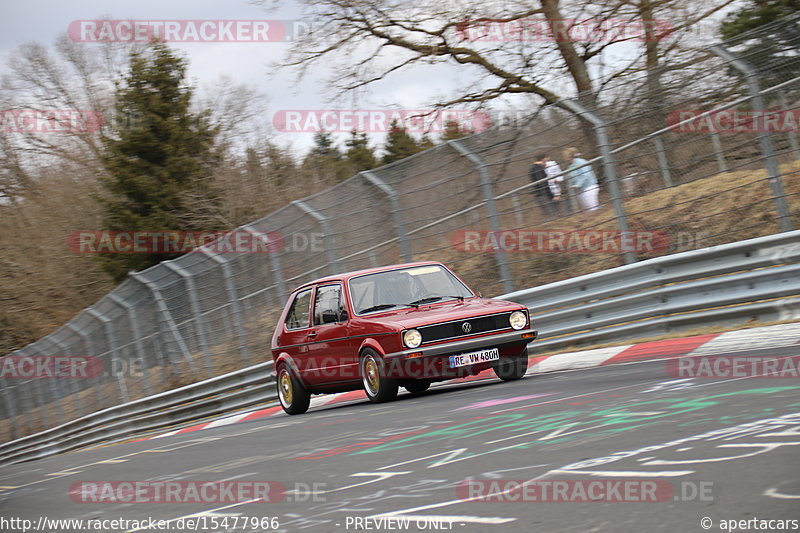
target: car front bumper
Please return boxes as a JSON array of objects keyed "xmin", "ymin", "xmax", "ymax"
[{"xmin": 384, "ymin": 329, "xmax": 538, "ymax": 379}]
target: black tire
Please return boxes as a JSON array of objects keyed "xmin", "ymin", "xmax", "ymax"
[
  {"xmin": 360, "ymin": 349, "xmax": 399, "ymax": 403},
  {"xmin": 277, "ymin": 365, "xmax": 311, "ymax": 415},
  {"xmin": 493, "ymin": 349, "xmax": 529, "ymax": 381},
  {"xmin": 403, "ymin": 380, "xmax": 431, "ymax": 395}
]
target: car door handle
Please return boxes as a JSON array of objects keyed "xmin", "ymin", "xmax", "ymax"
[{"xmin": 307, "ymin": 332, "xmax": 317, "ymax": 339}]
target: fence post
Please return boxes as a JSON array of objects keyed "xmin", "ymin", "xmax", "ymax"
[
  {"xmin": 778, "ymin": 90, "xmax": 800, "ymax": 159},
  {"xmin": 49, "ymin": 336, "xmax": 83, "ymax": 418},
  {"xmin": 243, "ymin": 225, "xmax": 288, "ymax": 305},
  {"xmin": 66, "ymin": 323, "xmax": 104, "ymax": 407},
  {"xmin": 32, "ymin": 342, "xmax": 66, "ymax": 423},
  {"xmin": 204, "ymin": 251, "xmax": 250, "ymax": 366},
  {"xmin": 710, "ymin": 44, "xmax": 793, "ymax": 232},
  {"xmin": 292, "ymin": 200, "xmax": 342, "ymax": 274},
  {"xmin": 559, "ymin": 99, "xmax": 637, "ymax": 264},
  {"xmin": 162, "ymin": 261, "xmax": 214, "ymax": 377},
  {"xmin": 653, "ymin": 135, "xmax": 674, "ymax": 187},
  {"xmin": 130, "ymin": 272, "xmax": 200, "ymax": 376},
  {"xmin": 87, "ymin": 308, "xmax": 130, "ymax": 405},
  {"xmin": 361, "ymin": 171, "xmax": 413, "ymax": 262},
  {"xmin": 108, "ymin": 294, "xmax": 153, "ymax": 396},
  {"xmin": 448, "ymin": 139, "xmax": 515, "ymax": 294},
  {"xmin": 710, "ymin": 131, "xmax": 728, "ymax": 173},
  {"xmin": 0, "ymin": 379, "xmax": 19, "ymax": 439}
]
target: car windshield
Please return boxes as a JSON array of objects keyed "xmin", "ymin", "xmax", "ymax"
[{"xmin": 349, "ymin": 265, "xmax": 473, "ymax": 315}]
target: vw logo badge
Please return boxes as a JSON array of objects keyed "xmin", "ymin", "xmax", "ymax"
[{"xmin": 462, "ymin": 322, "xmax": 472, "ymax": 333}]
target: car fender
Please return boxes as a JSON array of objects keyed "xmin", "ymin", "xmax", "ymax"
[
  {"xmin": 357, "ymin": 337, "xmax": 389, "ymax": 358},
  {"xmin": 273, "ymin": 352, "xmax": 303, "ymax": 380}
]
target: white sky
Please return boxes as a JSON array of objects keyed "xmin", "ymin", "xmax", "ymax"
[{"xmin": 0, "ymin": 1, "xmax": 737, "ymax": 156}]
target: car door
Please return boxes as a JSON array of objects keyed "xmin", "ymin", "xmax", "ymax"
[
  {"xmin": 305, "ymin": 283, "xmax": 358, "ymax": 385},
  {"xmin": 279, "ymin": 287, "xmax": 314, "ymax": 381}
]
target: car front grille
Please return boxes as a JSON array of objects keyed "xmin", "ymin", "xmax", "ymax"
[{"xmin": 418, "ymin": 312, "xmax": 513, "ymax": 345}]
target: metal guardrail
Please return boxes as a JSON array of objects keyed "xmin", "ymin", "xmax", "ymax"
[
  {"xmin": 503, "ymin": 230, "xmax": 800, "ymax": 349},
  {"xmin": 1, "ymin": 231, "xmax": 798, "ymax": 466},
  {"xmin": 0, "ymin": 362, "xmax": 275, "ymax": 467}
]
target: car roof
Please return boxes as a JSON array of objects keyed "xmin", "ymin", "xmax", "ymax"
[{"xmin": 293, "ymin": 261, "xmax": 446, "ymax": 292}]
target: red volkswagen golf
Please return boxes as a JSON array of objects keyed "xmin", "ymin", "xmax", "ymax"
[{"xmin": 271, "ymin": 262, "xmax": 537, "ymax": 414}]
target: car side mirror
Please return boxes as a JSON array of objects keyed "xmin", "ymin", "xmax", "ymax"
[
  {"xmin": 339, "ymin": 309, "xmax": 349, "ymax": 322},
  {"xmin": 321, "ymin": 310, "xmax": 339, "ymax": 324}
]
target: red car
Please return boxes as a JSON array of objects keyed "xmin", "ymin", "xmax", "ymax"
[{"xmin": 271, "ymin": 262, "xmax": 537, "ymax": 414}]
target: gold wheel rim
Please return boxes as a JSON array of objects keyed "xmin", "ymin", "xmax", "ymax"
[
  {"xmin": 364, "ymin": 358, "xmax": 380, "ymax": 395},
  {"xmin": 279, "ymin": 371, "xmax": 293, "ymax": 405}
]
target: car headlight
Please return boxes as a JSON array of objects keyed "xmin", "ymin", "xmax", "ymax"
[
  {"xmin": 403, "ymin": 329, "xmax": 422, "ymax": 348},
  {"xmin": 509, "ymin": 311, "xmax": 527, "ymax": 330}
]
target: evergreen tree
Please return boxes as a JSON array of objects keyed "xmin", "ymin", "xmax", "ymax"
[
  {"xmin": 720, "ymin": 2, "xmax": 800, "ymax": 86},
  {"xmin": 303, "ymin": 131, "xmax": 350, "ymax": 181},
  {"xmin": 382, "ymin": 120, "xmax": 422, "ymax": 164},
  {"xmin": 98, "ymin": 41, "xmax": 221, "ymax": 282},
  {"xmin": 343, "ymin": 130, "xmax": 376, "ymax": 173},
  {"xmin": 440, "ymin": 119, "xmax": 473, "ymax": 142}
]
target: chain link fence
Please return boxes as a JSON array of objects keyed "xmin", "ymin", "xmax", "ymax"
[{"xmin": 2, "ymin": 16, "xmax": 799, "ymax": 442}]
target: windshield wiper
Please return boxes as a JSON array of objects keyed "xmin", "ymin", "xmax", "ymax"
[
  {"xmin": 408, "ymin": 295, "xmax": 465, "ymax": 306},
  {"xmin": 359, "ymin": 303, "xmax": 417, "ymax": 314}
]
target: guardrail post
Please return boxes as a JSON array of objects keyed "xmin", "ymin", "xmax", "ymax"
[
  {"xmin": 130, "ymin": 272, "xmax": 200, "ymax": 376},
  {"xmin": 559, "ymin": 99, "xmax": 637, "ymax": 264},
  {"xmin": 162, "ymin": 261, "xmax": 214, "ymax": 377},
  {"xmin": 87, "ymin": 309, "xmax": 129, "ymax": 405},
  {"xmin": 653, "ymin": 135, "xmax": 674, "ymax": 187},
  {"xmin": 204, "ymin": 251, "xmax": 251, "ymax": 366},
  {"xmin": 710, "ymin": 132, "xmax": 728, "ymax": 173},
  {"xmin": 448, "ymin": 139, "xmax": 515, "ymax": 294},
  {"xmin": 49, "ymin": 336, "xmax": 83, "ymax": 418},
  {"xmin": 292, "ymin": 200, "xmax": 342, "ymax": 274},
  {"xmin": 361, "ymin": 171, "xmax": 412, "ymax": 262},
  {"xmin": 108, "ymin": 294, "xmax": 153, "ymax": 396},
  {"xmin": 711, "ymin": 45, "xmax": 793, "ymax": 232},
  {"xmin": 243, "ymin": 225, "xmax": 288, "ymax": 305},
  {"xmin": 66, "ymin": 323, "xmax": 104, "ymax": 407}
]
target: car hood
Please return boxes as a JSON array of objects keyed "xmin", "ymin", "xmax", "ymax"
[{"xmin": 361, "ymin": 298, "xmax": 525, "ymax": 329}]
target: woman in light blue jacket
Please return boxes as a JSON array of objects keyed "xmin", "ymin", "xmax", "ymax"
[{"xmin": 563, "ymin": 147, "xmax": 600, "ymax": 211}]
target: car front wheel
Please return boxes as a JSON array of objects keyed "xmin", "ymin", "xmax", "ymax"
[
  {"xmin": 493, "ymin": 349, "xmax": 529, "ymax": 381},
  {"xmin": 277, "ymin": 365, "xmax": 311, "ymax": 415},
  {"xmin": 403, "ymin": 380, "xmax": 431, "ymax": 395},
  {"xmin": 361, "ymin": 349, "xmax": 399, "ymax": 403}
]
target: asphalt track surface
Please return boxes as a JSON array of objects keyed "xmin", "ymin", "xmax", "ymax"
[{"xmin": 2, "ymin": 346, "xmax": 799, "ymax": 533}]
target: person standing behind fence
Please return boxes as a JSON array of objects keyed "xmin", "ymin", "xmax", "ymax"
[
  {"xmin": 563, "ymin": 147, "xmax": 600, "ymax": 211},
  {"xmin": 544, "ymin": 155, "xmax": 565, "ymax": 215},
  {"xmin": 530, "ymin": 154, "xmax": 558, "ymax": 219}
]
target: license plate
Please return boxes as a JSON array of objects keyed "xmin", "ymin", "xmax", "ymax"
[{"xmin": 449, "ymin": 348, "xmax": 500, "ymax": 368}]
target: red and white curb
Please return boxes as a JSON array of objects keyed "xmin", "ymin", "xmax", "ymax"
[{"xmin": 140, "ymin": 322, "xmax": 800, "ymax": 441}]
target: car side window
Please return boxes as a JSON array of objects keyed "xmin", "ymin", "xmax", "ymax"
[
  {"xmin": 313, "ymin": 284, "xmax": 344, "ymax": 325},
  {"xmin": 285, "ymin": 288, "xmax": 313, "ymax": 330}
]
